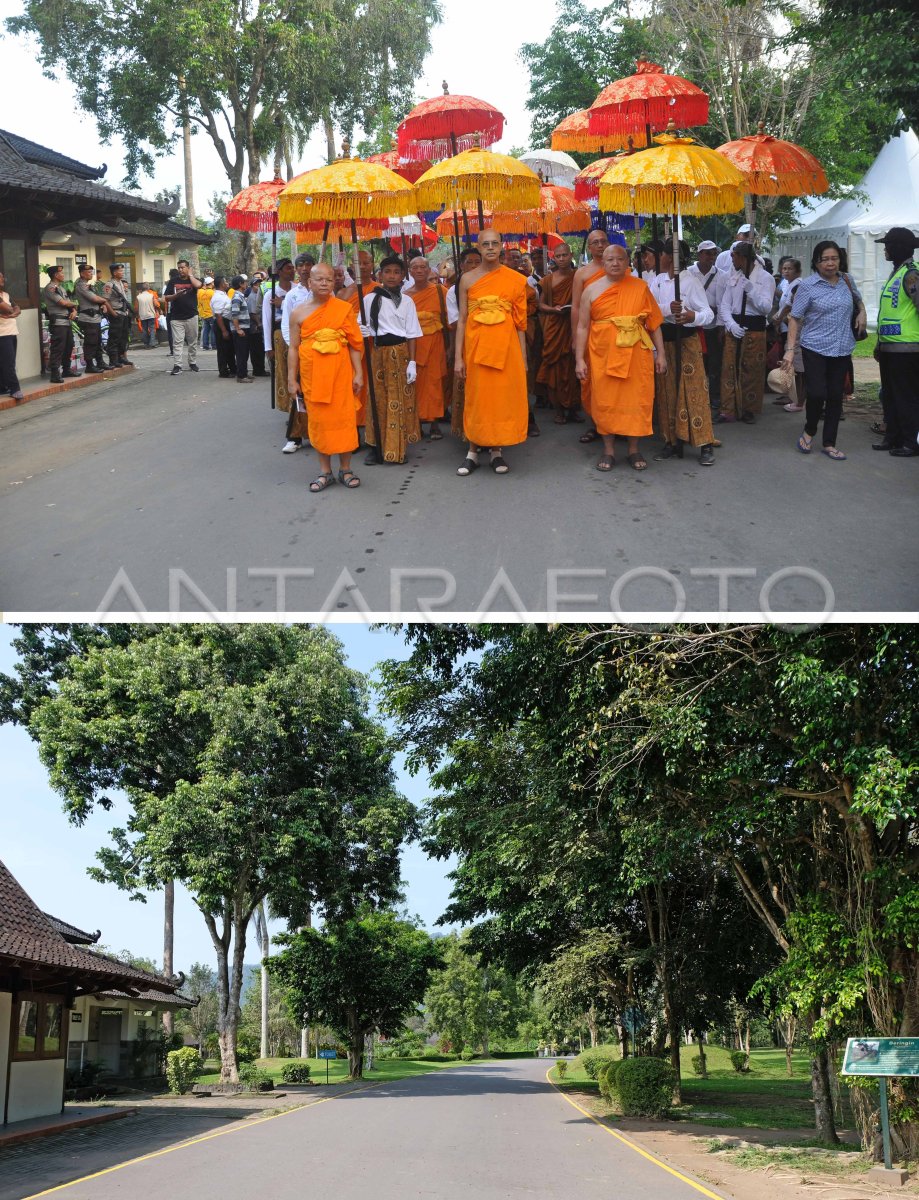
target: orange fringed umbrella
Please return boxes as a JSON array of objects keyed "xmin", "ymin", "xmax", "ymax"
[
  {"xmin": 415, "ymin": 148, "xmax": 541, "ymax": 214},
  {"xmin": 588, "ymin": 60, "xmax": 709, "ymax": 138},
  {"xmin": 715, "ymin": 124, "xmax": 828, "ymax": 196},
  {"xmin": 491, "ymin": 184, "xmax": 592, "ymax": 236},
  {"xmin": 598, "ymin": 134, "xmax": 744, "ymax": 216},
  {"xmin": 225, "ymin": 177, "xmax": 288, "ymax": 232},
  {"xmin": 366, "ymin": 150, "xmax": 433, "ymax": 185},
  {"xmin": 397, "ymin": 82, "xmax": 504, "ymax": 162},
  {"xmin": 434, "ymin": 207, "xmax": 492, "ymax": 238},
  {"xmin": 293, "ymin": 218, "xmax": 389, "ymax": 242},
  {"xmin": 551, "ymin": 109, "xmax": 646, "ymax": 154}
]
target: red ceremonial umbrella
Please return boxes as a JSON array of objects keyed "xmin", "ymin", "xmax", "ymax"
[
  {"xmin": 715, "ymin": 124, "xmax": 829, "ymax": 197},
  {"xmin": 397, "ymin": 82, "xmax": 504, "ymax": 161},
  {"xmin": 588, "ymin": 60, "xmax": 709, "ymax": 140},
  {"xmin": 366, "ymin": 150, "xmax": 434, "ymax": 185}
]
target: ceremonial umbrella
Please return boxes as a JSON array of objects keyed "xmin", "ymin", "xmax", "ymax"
[
  {"xmin": 434, "ymin": 207, "xmax": 491, "ymax": 239},
  {"xmin": 588, "ymin": 60, "xmax": 709, "ymax": 140},
  {"xmin": 397, "ymin": 82, "xmax": 504, "ymax": 161},
  {"xmin": 278, "ymin": 146, "xmax": 418, "ymax": 463},
  {"xmin": 575, "ymin": 154, "xmax": 647, "ymax": 251},
  {"xmin": 519, "ymin": 148, "xmax": 581, "ymax": 189},
  {"xmin": 599, "ymin": 134, "xmax": 744, "ymax": 436},
  {"xmin": 492, "ymin": 183, "xmax": 592, "ymax": 302},
  {"xmin": 366, "ymin": 149, "xmax": 434, "ymax": 185},
  {"xmin": 550, "ymin": 109, "xmax": 647, "ymax": 154},
  {"xmin": 715, "ymin": 123, "xmax": 828, "ymax": 220}
]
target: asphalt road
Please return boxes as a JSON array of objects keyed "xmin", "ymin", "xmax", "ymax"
[
  {"xmin": 14, "ymin": 1059, "xmax": 723, "ymax": 1200},
  {"xmin": 1, "ymin": 347, "xmax": 916, "ymax": 615}
]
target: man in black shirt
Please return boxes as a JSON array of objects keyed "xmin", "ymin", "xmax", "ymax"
[{"xmin": 164, "ymin": 258, "xmax": 202, "ymax": 375}]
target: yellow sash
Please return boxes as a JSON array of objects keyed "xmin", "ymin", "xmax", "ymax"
[
  {"xmin": 595, "ymin": 312, "xmax": 654, "ymax": 378},
  {"xmin": 417, "ymin": 309, "xmax": 443, "ymax": 335},
  {"xmin": 311, "ymin": 327, "xmax": 347, "ymax": 354},
  {"xmin": 470, "ymin": 295, "xmax": 511, "ymax": 325}
]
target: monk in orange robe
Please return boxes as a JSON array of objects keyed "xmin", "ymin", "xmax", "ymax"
[
  {"xmin": 575, "ymin": 244, "xmax": 666, "ymax": 473},
  {"xmin": 341, "ymin": 250, "xmax": 377, "ymax": 431},
  {"xmin": 537, "ymin": 242, "xmax": 582, "ymax": 423},
  {"xmin": 288, "ymin": 263, "xmax": 365, "ymax": 493},
  {"xmin": 570, "ymin": 230, "xmax": 610, "ymax": 441},
  {"xmin": 406, "ymin": 256, "xmax": 449, "ymax": 439},
  {"xmin": 454, "ymin": 228, "xmax": 529, "ymax": 475}
]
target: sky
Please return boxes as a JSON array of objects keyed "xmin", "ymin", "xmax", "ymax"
[
  {"xmin": 0, "ymin": 0, "xmax": 608, "ymax": 215},
  {"xmin": 0, "ymin": 623, "xmax": 459, "ymax": 975}
]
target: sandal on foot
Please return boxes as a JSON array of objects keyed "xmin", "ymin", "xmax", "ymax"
[
  {"xmin": 595, "ymin": 455, "xmax": 615, "ymax": 472},
  {"xmin": 337, "ymin": 468, "xmax": 361, "ymax": 487},
  {"xmin": 627, "ymin": 452, "xmax": 648, "ymax": 471},
  {"xmin": 553, "ymin": 413, "xmax": 567, "ymax": 424},
  {"xmin": 429, "ymin": 424, "xmax": 444, "ymax": 441},
  {"xmin": 490, "ymin": 455, "xmax": 509, "ymax": 473},
  {"xmin": 309, "ymin": 472, "xmax": 335, "ymax": 493},
  {"xmin": 579, "ymin": 429, "xmax": 599, "ymax": 443},
  {"xmin": 821, "ymin": 446, "xmax": 846, "ymax": 460},
  {"xmin": 457, "ymin": 457, "xmax": 479, "ymax": 476},
  {"xmin": 568, "ymin": 410, "xmax": 585, "ymax": 423},
  {"xmin": 797, "ymin": 433, "xmax": 813, "ymax": 454}
]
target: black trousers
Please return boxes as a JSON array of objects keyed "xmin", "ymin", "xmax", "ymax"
[
  {"xmin": 216, "ymin": 330, "xmax": 235, "ymax": 377},
  {"xmin": 702, "ymin": 326, "xmax": 723, "ymax": 404},
  {"xmin": 107, "ymin": 312, "xmax": 130, "ymax": 362},
  {"xmin": 0, "ymin": 334, "xmax": 21, "ymax": 393},
  {"xmin": 801, "ymin": 347, "xmax": 848, "ymax": 447},
  {"xmin": 49, "ymin": 322, "xmax": 74, "ymax": 373},
  {"xmin": 78, "ymin": 320, "xmax": 102, "ymax": 366},
  {"xmin": 878, "ymin": 351, "xmax": 919, "ymax": 450},
  {"xmin": 248, "ymin": 324, "xmax": 266, "ymax": 375},
  {"xmin": 232, "ymin": 330, "xmax": 250, "ymax": 379}
]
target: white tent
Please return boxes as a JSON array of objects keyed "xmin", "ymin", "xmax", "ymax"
[{"xmin": 773, "ymin": 126, "xmax": 919, "ymax": 325}]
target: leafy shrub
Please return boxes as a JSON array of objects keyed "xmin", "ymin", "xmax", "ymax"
[
  {"xmin": 598, "ymin": 1059, "xmax": 623, "ymax": 1100},
  {"xmin": 280, "ymin": 1060, "xmax": 311, "ymax": 1083},
  {"xmin": 555, "ymin": 1060, "xmax": 567, "ymax": 1080},
  {"xmin": 691, "ymin": 1055, "xmax": 706, "ymax": 1076},
  {"xmin": 616, "ymin": 1058, "xmax": 675, "ymax": 1118},
  {"xmin": 730, "ymin": 1051, "xmax": 750, "ymax": 1074},
  {"xmin": 460, "ymin": 1048, "xmax": 475, "ymax": 1061},
  {"xmin": 238, "ymin": 1063, "xmax": 274, "ymax": 1091},
  {"xmin": 165, "ymin": 1047, "xmax": 201, "ymax": 1095},
  {"xmin": 574, "ymin": 1047, "xmax": 619, "ymax": 1080}
]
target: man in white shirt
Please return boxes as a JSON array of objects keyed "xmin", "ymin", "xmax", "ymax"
[
  {"xmin": 209, "ymin": 276, "xmax": 234, "ymax": 379},
  {"xmin": 650, "ymin": 240, "xmax": 716, "ymax": 465},
  {"xmin": 687, "ymin": 240, "xmax": 726, "ymax": 410},
  {"xmin": 715, "ymin": 224, "xmax": 756, "ymax": 274},
  {"xmin": 359, "ymin": 254, "xmax": 422, "ymax": 465},
  {"xmin": 717, "ymin": 242, "xmax": 776, "ymax": 423},
  {"xmin": 278, "ymin": 254, "xmax": 315, "ymax": 452}
]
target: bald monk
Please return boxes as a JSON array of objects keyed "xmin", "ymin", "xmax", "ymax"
[
  {"xmin": 341, "ymin": 249, "xmax": 377, "ymax": 432},
  {"xmin": 454, "ymin": 228, "xmax": 528, "ymax": 475},
  {"xmin": 405, "ymin": 255, "xmax": 449, "ymax": 440},
  {"xmin": 288, "ymin": 263, "xmax": 364, "ymax": 493},
  {"xmin": 575, "ymin": 243, "xmax": 666, "ymax": 472},
  {"xmin": 537, "ymin": 242, "xmax": 582, "ymax": 423},
  {"xmin": 571, "ymin": 229, "xmax": 610, "ymax": 442}
]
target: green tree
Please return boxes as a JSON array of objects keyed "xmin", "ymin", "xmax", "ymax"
[
  {"xmin": 424, "ymin": 930, "xmax": 528, "ymax": 1055},
  {"xmin": 27, "ymin": 625, "xmax": 413, "ymax": 1083},
  {"xmin": 176, "ymin": 962, "xmax": 220, "ymax": 1056},
  {"xmin": 269, "ymin": 908, "xmax": 442, "ymax": 1077}
]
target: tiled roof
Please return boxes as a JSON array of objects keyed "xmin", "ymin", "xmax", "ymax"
[
  {"xmin": 0, "ymin": 129, "xmax": 106, "ymax": 180},
  {"xmin": 0, "ymin": 858, "xmax": 180, "ymax": 993},
  {"xmin": 80, "ymin": 217, "xmax": 216, "ymax": 246},
  {"xmin": 97, "ymin": 986, "xmax": 197, "ymax": 1009},
  {"xmin": 43, "ymin": 913, "xmax": 101, "ymax": 945},
  {"xmin": 0, "ymin": 133, "xmax": 175, "ymax": 222}
]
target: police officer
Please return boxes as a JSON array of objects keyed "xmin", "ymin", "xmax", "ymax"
[
  {"xmin": 74, "ymin": 262, "xmax": 110, "ymax": 373},
  {"xmin": 41, "ymin": 265, "xmax": 80, "ymax": 384},
  {"xmin": 102, "ymin": 262, "xmax": 135, "ymax": 368},
  {"xmin": 874, "ymin": 227, "xmax": 919, "ymax": 457}
]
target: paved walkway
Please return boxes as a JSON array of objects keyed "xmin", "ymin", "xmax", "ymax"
[{"xmin": 3, "ymin": 1060, "xmax": 725, "ymax": 1200}]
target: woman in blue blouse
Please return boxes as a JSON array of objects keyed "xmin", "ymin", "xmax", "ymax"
[{"xmin": 783, "ymin": 240, "xmax": 866, "ymax": 460}]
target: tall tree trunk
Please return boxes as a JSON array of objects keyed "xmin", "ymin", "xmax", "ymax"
[
  {"xmin": 299, "ymin": 907, "xmax": 312, "ymax": 1061},
  {"xmin": 323, "ymin": 111, "xmax": 336, "ymax": 163},
  {"xmin": 811, "ymin": 1045, "xmax": 840, "ymax": 1145},
  {"xmin": 204, "ymin": 898, "xmax": 253, "ymax": 1084},
  {"xmin": 347, "ymin": 1009, "xmax": 364, "ymax": 1078},
  {"xmin": 162, "ymin": 879, "xmax": 174, "ymax": 1039},
  {"xmin": 696, "ymin": 1033, "xmax": 708, "ymax": 1079},
  {"xmin": 587, "ymin": 1002, "xmax": 599, "ymax": 1048},
  {"xmin": 253, "ymin": 903, "xmax": 270, "ymax": 1061},
  {"xmin": 178, "ymin": 75, "xmax": 199, "ymax": 275},
  {"xmin": 784, "ymin": 1015, "xmax": 796, "ymax": 1076}
]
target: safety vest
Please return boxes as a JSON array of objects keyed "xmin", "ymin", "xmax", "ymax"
[{"xmin": 877, "ymin": 261, "xmax": 919, "ymax": 343}]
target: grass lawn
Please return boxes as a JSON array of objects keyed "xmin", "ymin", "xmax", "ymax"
[
  {"xmin": 851, "ymin": 333, "xmax": 878, "ymax": 358},
  {"xmin": 552, "ymin": 1044, "xmax": 852, "ymax": 1133},
  {"xmin": 197, "ymin": 1054, "xmax": 479, "ymax": 1088}
]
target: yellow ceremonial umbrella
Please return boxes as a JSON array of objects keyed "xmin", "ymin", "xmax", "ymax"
[
  {"xmin": 415, "ymin": 147, "xmax": 541, "ymax": 223},
  {"xmin": 278, "ymin": 144, "xmax": 419, "ymax": 463}
]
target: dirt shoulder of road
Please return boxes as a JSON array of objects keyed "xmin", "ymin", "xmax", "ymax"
[{"xmin": 561, "ymin": 1089, "xmax": 917, "ymax": 1200}]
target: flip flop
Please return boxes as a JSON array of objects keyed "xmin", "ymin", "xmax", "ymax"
[
  {"xmin": 797, "ymin": 433, "xmax": 812, "ymax": 454},
  {"xmin": 578, "ymin": 430, "xmax": 599, "ymax": 443},
  {"xmin": 627, "ymin": 452, "xmax": 648, "ymax": 471},
  {"xmin": 457, "ymin": 457, "xmax": 479, "ymax": 476},
  {"xmin": 821, "ymin": 446, "xmax": 846, "ymax": 460},
  {"xmin": 595, "ymin": 455, "xmax": 615, "ymax": 472}
]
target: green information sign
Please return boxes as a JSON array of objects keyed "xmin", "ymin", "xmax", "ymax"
[{"xmin": 841, "ymin": 1037, "xmax": 919, "ymax": 1078}]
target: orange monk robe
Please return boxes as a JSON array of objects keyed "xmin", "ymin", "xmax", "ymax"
[
  {"xmin": 463, "ymin": 266, "xmax": 529, "ymax": 449},
  {"xmin": 587, "ymin": 276, "xmax": 663, "ymax": 438},
  {"xmin": 298, "ymin": 297, "xmax": 364, "ymax": 455},
  {"xmin": 347, "ymin": 281, "xmax": 378, "ymax": 427},
  {"xmin": 536, "ymin": 272, "xmax": 579, "ymax": 409},
  {"xmin": 577, "ymin": 267, "xmax": 606, "ymax": 419},
  {"xmin": 410, "ymin": 283, "xmax": 449, "ymax": 421},
  {"xmin": 525, "ymin": 284, "xmax": 545, "ymax": 398}
]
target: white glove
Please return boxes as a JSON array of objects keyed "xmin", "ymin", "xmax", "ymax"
[
  {"xmin": 357, "ymin": 322, "xmax": 372, "ymax": 338},
  {"xmin": 406, "ymin": 360, "xmax": 417, "ymax": 384},
  {"xmin": 727, "ymin": 321, "xmax": 746, "ymax": 340},
  {"xmin": 739, "ymin": 275, "xmax": 754, "ymax": 294}
]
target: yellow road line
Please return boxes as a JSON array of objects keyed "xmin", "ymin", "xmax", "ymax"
[
  {"xmin": 20, "ymin": 1081, "xmax": 381, "ymax": 1199},
  {"xmin": 545, "ymin": 1068, "xmax": 726, "ymax": 1200}
]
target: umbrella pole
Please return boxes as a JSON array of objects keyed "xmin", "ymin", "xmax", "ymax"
[
  {"xmin": 449, "ymin": 130, "xmax": 473, "ymax": 243},
  {"xmin": 270, "ymin": 227, "xmax": 277, "ymax": 409},
  {"xmin": 672, "ymin": 206, "xmax": 682, "ymax": 451},
  {"xmin": 452, "ymin": 210, "xmax": 462, "ymax": 278},
  {"xmin": 352, "ymin": 219, "xmax": 384, "ymax": 465},
  {"xmin": 399, "ymin": 216, "xmax": 409, "ymax": 266},
  {"xmin": 319, "ymin": 220, "xmax": 330, "ymax": 265}
]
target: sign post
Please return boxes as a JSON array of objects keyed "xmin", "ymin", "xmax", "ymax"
[
  {"xmin": 841, "ymin": 1037, "xmax": 919, "ymax": 1186},
  {"xmin": 318, "ymin": 1047, "xmax": 337, "ymax": 1086}
]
